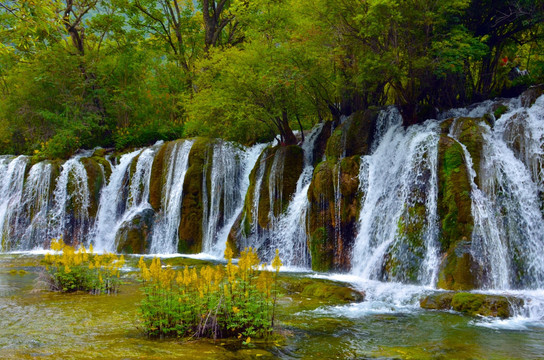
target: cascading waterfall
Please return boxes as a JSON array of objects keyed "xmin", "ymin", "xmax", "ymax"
[
  {"xmin": 447, "ymin": 98, "xmax": 544, "ymax": 290},
  {"xmin": 48, "ymin": 152, "xmax": 92, "ymax": 246},
  {"xmin": 267, "ymin": 124, "xmax": 325, "ymax": 266},
  {"xmin": 0, "ymin": 156, "xmax": 29, "ymax": 251},
  {"xmin": 93, "ymin": 146, "xmax": 159, "ymax": 252},
  {"xmin": 202, "ymin": 142, "xmax": 267, "ymax": 256},
  {"xmin": 14, "ymin": 162, "xmax": 53, "ymax": 250},
  {"xmin": 150, "ymin": 140, "xmax": 194, "ymax": 253},
  {"xmin": 351, "ymin": 109, "xmax": 441, "ymax": 285},
  {"xmin": 239, "ymin": 147, "xmax": 270, "ymax": 252}
]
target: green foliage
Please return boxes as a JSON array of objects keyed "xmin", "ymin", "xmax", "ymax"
[
  {"xmin": 42, "ymin": 238, "xmax": 125, "ymax": 294},
  {"xmin": 0, "ymin": 0, "xmax": 543, "ymax": 156},
  {"xmin": 138, "ymin": 244, "xmax": 282, "ymax": 339}
]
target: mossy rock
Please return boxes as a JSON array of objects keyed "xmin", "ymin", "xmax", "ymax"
[
  {"xmin": 258, "ymin": 145, "xmax": 304, "ymax": 225},
  {"xmin": 421, "ymin": 292, "xmax": 523, "ymax": 318},
  {"xmin": 440, "ymin": 118, "xmax": 454, "ymax": 134},
  {"xmin": 280, "ymin": 277, "xmax": 364, "ymax": 304},
  {"xmin": 456, "ymin": 117, "xmax": 485, "ymax": 187},
  {"xmin": 451, "ymin": 292, "xmax": 523, "ymax": 318},
  {"xmin": 307, "ymin": 156, "xmax": 361, "ymax": 272},
  {"xmin": 385, "ymin": 202, "xmax": 427, "ymax": 283},
  {"xmin": 492, "ymin": 104, "xmax": 509, "ymax": 120},
  {"xmin": 311, "ymin": 121, "xmax": 333, "ymax": 167},
  {"xmin": 437, "ymin": 239, "xmax": 479, "ymax": 290},
  {"xmin": 81, "ymin": 157, "xmax": 106, "ymax": 219},
  {"xmin": 178, "ymin": 138, "xmax": 214, "ymax": 254},
  {"xmin": 324, "ymin": 109, "xmax": 377, "ymax": 160},
  {"xmin": 115, "ymin": 208, "xmax": 155, "ymax": 254},
  {"xmin": 419, "ymin": 292, "xmax": 455, "ymax": 310},
  {"xmin": 436, "ymin": 136, "xmax": 478, "ymax": 290},
  {"xmin": 236, "ymin": 145, "xmax": 303, "ymax": 244},
  {"xmin": 149, "ymin": 141, "xmax": 175, "ymax": 211}
]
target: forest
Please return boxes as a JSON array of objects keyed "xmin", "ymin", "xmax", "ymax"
[{"xmin": 0, "ymin": 0, "xmax": 543, "ymax": 159}]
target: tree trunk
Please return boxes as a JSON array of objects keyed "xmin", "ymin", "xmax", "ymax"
[{"xmin": 279, "ymin": 111, "xmax": 298, "ymax": 145}]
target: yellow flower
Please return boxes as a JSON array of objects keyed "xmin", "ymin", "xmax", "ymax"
[
  {"xmin": 224, "ymin": 241, "xmax": 234, "ymax": 261},
  {"xmin": 272, "ymin": 249, "xmax": 283, "ymax": 273},
  {"xmin": 245, "ymin": 337, "xmax": 251, "ymax": 344},
  {"xmin": 232, "ymin": 306, "xmax": 240, "ymax": 314}
]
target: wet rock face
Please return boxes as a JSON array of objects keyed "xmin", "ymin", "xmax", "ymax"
[
  {"xmin": 307, "ymin": 157, "xmax": 361, "ymax": 272},
  {"xmin": 81, "ymin": 157, "xmax": 107, "ymax": 219},
  {"xmin": 520, "ymin": 84, "xmax": 544, "ymax": 107},
  {"xmin": 420, "ymin": 292, "xmax": 524, "ymax": 319},
  {"xmin": 115, "ymin": 208, "xmax": 155, "ymax": 253},
  {"xmin": 436, "ymin": 135, "xmax": 479, "ymax": 290},
  {"xmin": 325, "ymin": 109, "xmax": 377, "ymax": 160},
  {"xmin": 178, "ymin": 138, "xmax": 213, "ymax": 254},
  {"xmin": 232, "ymin": 144, "xmax": 304, "ymax": 247}
]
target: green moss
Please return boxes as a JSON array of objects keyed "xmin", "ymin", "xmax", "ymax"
[
  {"xmin": 324, "ymin": 110, "xmax": 376, "ymax": 160},
  {"xmin": 307, "ymin": 156, "xmax": 361, "ymax": 272},
  {"xmin": 450, "ymin": 292, "xmax": 522, "ymax": 318},
  {"xmin": 149, "ymin": 141, "xmax": 174, "ymax": 211},
  {"xmin": 437, "ymin": 137, "xmax": 473, "ymax": 252},
  {"xmin": 437, "ymin": 135, "xmax": 478, "ymax": 290},
  {"xmin": 177, "ymin": 138, "xmax": 213, "ymax": 254},
  {"xmin": 420, "ymin": 292, "xmax": 455, "ymax": 310},
  {"xmin": 309, "ymin": 227, "xmax": 333, "ymax": 272},
  {"xmin": 420, "ymin": 292, "xmax": 524, "ymax": 319},
  {"xmin": 386, "ymin": 203, "xmax": 427, "ymax": 283},
  {"xmin": 279, "ymin": 277, "xmax": 364, "ymax": 304},
  {"xmin": 457, "ymin": 117, "xmax": 485, "ymax": 187},
  {"xmin": 493, "ymin": 105, "xmax": 509, "ymax": 120},
  {"xmin": 81, "ymin": 157, "xmax": 106, "ymax": 218}
]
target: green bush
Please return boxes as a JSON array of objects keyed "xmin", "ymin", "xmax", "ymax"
[
  {"xmin": 138, "ymin": 244, "xmax": 282, "ymax": 340},
  {"xmin": 42, "ymin": 238, "xmax": 125, "ymax": 294}
]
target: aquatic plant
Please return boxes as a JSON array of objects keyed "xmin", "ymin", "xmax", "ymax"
[
  {"xmin": 42, "ymin": 238, "xmax": 125, "ymax": 294},
  {"xmin": 138, "ymin": 243, "xmax": 282, "ymax": 340}
]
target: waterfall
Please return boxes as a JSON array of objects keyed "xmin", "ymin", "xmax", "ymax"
[
  {"xmin": 48, "ymin": 152, "xmax": 92, "ymax": 246},
  {"xmin": 0, "ymin": 156, "xmax": 29, "ymax": 250},
  {"xmin": 351, "ymin": 109, "xmax": 441, "ymax": 285},
  {"xmin": 267, "ymin": 124, "xmax": 325, "ymax": 266},
  {"xmin": 15, "ymin": 162, "xmax": 53, "ymax": 250},
  {"xmin": 447, "ymin": 97, "xmax": 544, "ymax": 290},
  {"xmin": 93, "ymin": 146, "xmax": 158, "ymax": 252},
  {"xmin": 202, "ymin": 142, "xmax": 267, "ymax": 256},
  {"xmin": 149, "ymin": 140, "xmax": 194, "ymax": 253}
]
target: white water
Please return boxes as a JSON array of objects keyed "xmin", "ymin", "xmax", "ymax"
[
  {"xmin": 0, "ymin": 156, "xmax": 29, "ymax": 250},
  {"xmin": 150, "ymin": 140, "xmax": 194, "ymax": 253},
  {"xmin": 16, "ymin": 162, "xmax": 53, "ymax": 250},
  {"xmin": 266, "ymin": 124, "xmax": 325, "ymax": 266},
  {"xmin": 92, "ymin": 149, "xmax": 142, "ymax": 251},
  {"xmin": 447, "ymin": 98, "xmax": 544, "ymax": 290},
  {"xmin": 93, "ymin": 145, "xmax": 160, "ymax": 252},
  {"xmin": 202, "ymin": 142, "xmax": 267, "ymax": 257},
  {"xmin": 351, "ymin": 109, "xmax": 441, "ymax": 285},
  {"xmin": 47, "ymin": 152, "xmax": 92, "ymax": 246}
]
